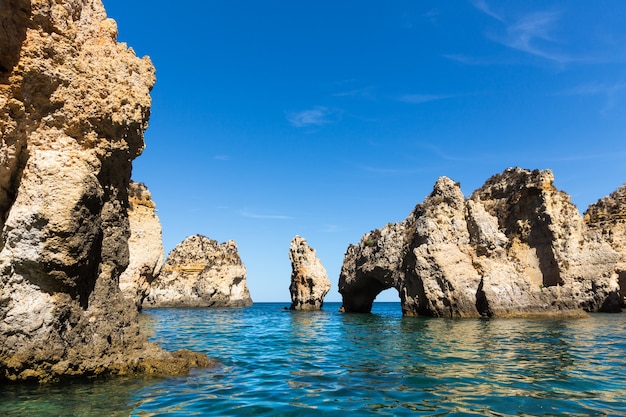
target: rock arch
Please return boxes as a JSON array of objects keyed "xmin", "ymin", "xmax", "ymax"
[
  {"xmin": 339, "ymin": 268, "xmax": 395, "ymax": 313},
  {"xmin": 339, "ymin": 169, "xmax": 620, "ymax": 317}
]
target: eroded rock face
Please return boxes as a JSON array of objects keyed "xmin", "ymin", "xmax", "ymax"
[
  {"xmin": 289, "ymin": 236, "xmax": 331, "ymax": 310},
  {"xmin": 144, "ymin": 235, "xmax": 253, "ymax": 308},
  {"xmin": 339, "ymin": 168, "xmax": 620, "ymax": 317},
  {"xmin": 120, "ymin": 181, "xmax": 164, "ymax": 310},
  {"xmin": 585, "ymin": 184, "xmax": 626, "ymax": 306},
  {"xmin": 0, "ymin": 0, "xmax": 210, "ymax": 382}
]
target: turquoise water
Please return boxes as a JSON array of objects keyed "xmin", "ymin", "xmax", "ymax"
[{"xmin": 2, "ymin": 302, "xmax": 626, "ymax": 416}]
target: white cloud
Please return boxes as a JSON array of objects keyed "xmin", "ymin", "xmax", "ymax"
[
  {"xmin": 563, "ymin": 81, "xmax": 626, "ymax": 111},
  {"xmin": 443, "ymin": 54, "xmax": 489, "ymax": 66},
  {"xmin": 357, "ymin": 164, "xmax": 424, "ymax": 176},
  {"xmin": 239, "ymin": 209, "xmax": 292, "ymax": 220},
  {"xmin": 422, "ymin": 8, "xmax": 440, "ymax": 24},
  {"xmin": 331, "ymin": 86, "xmax": 375, "ymax": 99},
  {"xmin": 397, "ymin": 94, "xmax": 454, "ymax": 104},
  {"xmin": 472, "ymin": 1, "xmax": 569, "ymax": 63},
  {"xmin": 416, "ymin": 142, "xmax": 465, "ymax": 162},
  {"xmin": 213, "ymin": 155, "xmax": 229, "ymax": 161},
  {"xmin": 471, "ymin": 0, "xmax": 504, "ymax": 22},
  {"xmin": 530, "ymin": 150, "xmax": 626, "ymax": 163},
  {"xmin": 502, "ymin": 11, "xmax": 568, "ymax": 62},
  {"xmin": 286, "ymin": 106, "xmax": 340, "ymax": 128},
  {"xmin": 565, "ymin": 81, "xmax": 626, "ymax": 97}
]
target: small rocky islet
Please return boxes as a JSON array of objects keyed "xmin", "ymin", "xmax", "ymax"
[
  {"xmin": 1, "ymin": 0, "xmax": 625, "ymax": 384},
  {"xmin": 143, "ymin": 234, "xmax": 253, "ymax": 309}
]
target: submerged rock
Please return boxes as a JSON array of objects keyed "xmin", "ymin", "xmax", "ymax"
[
  {"xmin": 339, "ymin": 168, "xmax": 620, "ymax": 317},
  {"xmin": 0, "ymin": 0, "xmax": 210, "ymax": 382},
  {"xmin": 119, "ymin": 181, "xmax": 165, "ymax": 310},
  {"xmin": 289, "ymin": 236, "xmax": 331, "ymax": 310},
  {"xmin": 585, "ymin": 183, "xmax": 626, "ymax": 306},
  {"xmin": 144, "ymin": 235, "xmax": 253, "ymax": 308}
]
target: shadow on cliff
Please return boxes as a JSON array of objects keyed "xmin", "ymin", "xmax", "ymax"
[
  {"xmin": 0, "ymin": 0, "xmax": 30, "ymax": 85},
  {"xmin": 0, "ymin": 0, "xmax": 30, "ymax": 235}
]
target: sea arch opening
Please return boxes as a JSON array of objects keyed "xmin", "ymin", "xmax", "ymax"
[{"xmin": 339, "ymin": 272, "xmax": 403, "ymax": 314}]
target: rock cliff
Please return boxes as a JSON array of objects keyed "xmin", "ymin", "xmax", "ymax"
[
  {"xmin": 120, "ymin": 181, "xmax": 164, "ymax": 310},
  {"xmin": 585, "ymin": 183, "xmax": 626, "ymax": 306},
  {"xmin": 339, "ymin": 168, "xmax": 620, "ymax": 317},
  {"xmin": 0, "ymin": 0, "xmax": 210, "ymax": 382},
  {"xmin": 289, "ymin": 236, "xmax": 331, "ymax": 310},
  {"xmin": 144, "ymin": 235, "xmax": 253, "ymax": 308}
]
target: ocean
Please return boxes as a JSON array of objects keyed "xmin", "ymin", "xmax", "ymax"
[{"xmin": 2, "ymin": 302, "xmax": 626, "ymax": 416}]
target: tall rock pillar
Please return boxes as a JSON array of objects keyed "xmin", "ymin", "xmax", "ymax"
[{"xmin": 289, "ymin": 236, "xmax": 331, "ymax": 310}]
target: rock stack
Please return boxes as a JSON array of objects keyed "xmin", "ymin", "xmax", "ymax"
[
  {"xmin": 289, "ymin": 236, "xmax": 331, "ymax": 310},
  {"xmin": 0, "ymin": 0, "xmax": 209, "ymax": 382},
  {"xmin": 339, "ymin": 168, "xmax": 620, "ymax": 317},
  {"xmin": 144, "ymin": 235, "xmax": 253, "ymax": 308},
  {"xmin": 585, "ymin": 183, "xmax": 626, "ymax": 306},
  {"xmin": 119, "ymin": 181, "xmax": 165, "ymax": 310}
]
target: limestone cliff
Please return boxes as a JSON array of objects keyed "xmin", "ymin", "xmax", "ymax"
[
  {"xmin": 585, "ymin": 183, "xmax": 626, "ymax": 306},
  {"xmin": 144, "ymin": 235, "xmax": 253, "ymax": 308},
  {"xmin": 0, "ymin": 0, "xmax": 209, "ymax": 382},
  {"xmin": 289, "ymin": 236, "xmax": 331, "ymax": 310},
  {"xmin": 339, "ymin": 168, "xmax": 620, "ymax": 317},
  {"xmin": 120, "ymin": 181, "xmax": 164, "ymax": 310}
]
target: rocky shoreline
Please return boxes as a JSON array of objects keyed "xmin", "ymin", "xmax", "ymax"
[{"xmin": 1, "ymin": 0, "xmax": 625, "ymax": 385}]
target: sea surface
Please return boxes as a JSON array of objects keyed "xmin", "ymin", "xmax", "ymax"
[{"xmin": 2, "ymin": 302, "xmax": 626, "ymax": 416}]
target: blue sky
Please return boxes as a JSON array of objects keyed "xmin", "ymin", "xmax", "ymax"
[{"xmin": 103, "ymin": 0, "xmax": 626, "ymax": 302}]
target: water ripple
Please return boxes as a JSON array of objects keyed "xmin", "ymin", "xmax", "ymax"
[{"xmin": 2, "ymin": 303, "xmax": 626, "ymax": 416}]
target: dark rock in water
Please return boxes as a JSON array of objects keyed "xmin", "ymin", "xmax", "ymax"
[
  {"xmin": 144, "ymin": 235, "xmax": 253, "ymax": 308},
  {"xmin": 0, "ymin": 0, "xmax": 210, "ymax": 382},
  {"xmin": 339, "ymin": 168, "xmax": 621, "ymax": 317},
  {"xmin": 585, "ymin": 183, "xmax": 626, "ymax": 306},
  {"xmin": 289, "ymin": 236, "xmax": 331, "ymax": 310}
]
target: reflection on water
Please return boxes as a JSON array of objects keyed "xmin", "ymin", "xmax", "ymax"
[{"xmin": 2, "ymin": 303, "xmax": 626, "ymax": 416}]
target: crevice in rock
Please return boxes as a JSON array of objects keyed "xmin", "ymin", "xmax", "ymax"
[
  {"xmin": 0, "ymin": 0, "xmax": 31, "ymax": 249},
  {"xmin": 400, "ymin": 250, "xmax": 432, "ymax": 317},
  {"xmin": 599, "ymin": 290, "xmax": 622, "ymax": 313},
  {"xmin": 0, "ymin": 142, "xmax": 29, "ymax": 252},
  {"xmin": 618, "ymin": 271, "xmax": 626, "ymax": 308},
  {"xmin": 475, "ymin": 277, "xmax": 492, "ymax": 317},
  {"xmin": 76, "ymin": 229, "xmax": 102, "ymax": 310},
  {"xmin": 526, "ymin": 208, "xmax": 562, "ymax": 288},
  {"xmin": 478, "ymin": 175, "xmax": 563, "ymax": 288},
  {"xmin": 0, "ymin": 0, "xmax": 30, "ymax": 85}
]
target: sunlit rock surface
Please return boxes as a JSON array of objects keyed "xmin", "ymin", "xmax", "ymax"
[
  {"xmin": 144, "ymin": 235, "xmax": 253, "ymax": 308},
  {"xmin": 0, "ymin": 0, "xmax": 210, "ymax": 382},
  {"xmin": 119, "ymin": 181, "xmax": 164, "ymax": 310},
  {"xmin": 339, "ymin": 168, "xmax": 620, "ymax": 317},
  {"xmin": 289, "ymin": 235, "xmax": 331, "ymax": 310},
  {"xmin": 585, "ymin": 183, "xmax": 626, "ymax": 306}
]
